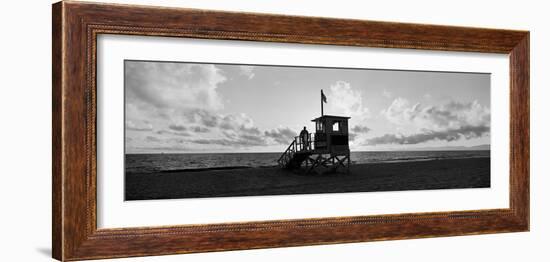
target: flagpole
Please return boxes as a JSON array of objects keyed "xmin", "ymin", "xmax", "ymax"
[{"xmin": 321, "ymin": 90, "xmax": 324, "ymax": 116}]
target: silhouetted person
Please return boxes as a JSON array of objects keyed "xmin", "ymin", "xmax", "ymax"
[{"xmin": 299, "ymin": 126, "xmax": 309, "ymax": 151}]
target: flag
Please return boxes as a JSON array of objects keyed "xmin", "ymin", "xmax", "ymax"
[{"xmin": 321, "ymin": 90, "xmax": 327, "ymax": 103}]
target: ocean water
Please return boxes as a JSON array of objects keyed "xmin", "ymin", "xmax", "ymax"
[{"xmin": 125, "ymin": 150, "xmax": 490, "ymax": 174}]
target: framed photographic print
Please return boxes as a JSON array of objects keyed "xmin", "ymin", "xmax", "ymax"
[{"xmin": 52, "ymin": 1, "xmax": 529, "ymax": 261}]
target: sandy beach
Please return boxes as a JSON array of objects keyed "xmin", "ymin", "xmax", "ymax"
[{"xmin": 125, "ymin": 157, "xmax": 490, "ymax": 200}]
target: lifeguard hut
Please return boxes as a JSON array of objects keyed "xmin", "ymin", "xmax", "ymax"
[{"xmin": 277, "ymin": 90, "xmax": 351, "ymax": 174}]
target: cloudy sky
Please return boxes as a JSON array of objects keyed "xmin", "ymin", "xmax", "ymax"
[{"xmin": 125, "ymin": 60, "xmax": 490, "ymax": 154}]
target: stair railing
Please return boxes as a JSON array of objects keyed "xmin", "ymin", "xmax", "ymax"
[
  {"xmin": 278, "ymin": 134, "xmax": 314, "ymax": 168},
  {"xmin": 278, "ymin": 137, "xmax": 296, "ymax": 167}
]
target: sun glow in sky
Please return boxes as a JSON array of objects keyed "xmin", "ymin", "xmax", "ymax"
[{"xmin": 125, "ymin": 60, "xmax": 490, "ymax": 153}]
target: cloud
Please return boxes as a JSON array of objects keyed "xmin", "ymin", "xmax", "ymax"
[
  {"xmin": 370, "ymin": 98, "xmax": 491, "ymax": 146},
  {"xmin": 159, "ymin": 108, "xmax": 268, "ymax": 149},
  {"xmin": 189, "ymin": 136, "xmax": 266, "ymax": 147},
  {"xmin": 366, "ymin": 125, "xmax": 490, "ymax": 145},
  {"xmin": 125, "ymin": 62, "xmax": 227, "ymax": 112},
  {"xmin": 241, "ymin": 126, "xmax": 261, "ymax": 135},
  {"xmin": 176, "ymin": 111, "xmax": 268, "ymax": 148},
  {"xmin": 146, "ymin": 136, "xmax": 161, "ymax": 142},
  {"xmin": 215, "ymin": 113, "xmax": 262, "ymax": 136},
  {"xmin": 383, "ymin": 98, "xmax": 490, "ymax": 131},
  {"xmin": 182, "ymin": 110, "xmax": 260, "ymax": 134},
  {"xmin": 222, "ymin": 131, "xmax": 237, "ymax": 139},
  {"xmin": 239, "ymin": 134, "xmax": 265, "ymax": 144},
  {"xmin": 136, "ymin": 126, "xmax": 269, "ymax": 151},
  {"xmin": 190, "ymin": 126, "xmax": 210, "ymax": 133},
  {"xmin": 351, "ymin": 125, "xmax": 371, "ymax": 133},
  {"xmin": 325, "ymin": 81, "xmax": 370, "ymax": 119},
  {"xmin": 168, "ymin": 124, "xmax": 187, "ymax": 131},
  {"xmin": 181, "ymin": 109, "xmax": 219, "ymax": 127},
  {"xmin": 349, "ymin": 125, "xmax": 371, "ymax": 143},
  {"xmin": 138, "ymin": 146, "xmax": 190, "ymax": 152},
  {"xmin": 123, "ymin": 61, "xmax": 305, "ymax": 152},
  {"xmin": 383, "ymin": 98, "xmax": 422, "ymax": 126},
  {"xmin": 265, "ymin": 127, "xmax": 297, "ymax": 145},
  {"xmin": 423, "ymin": 101, "xmax": 490, "ymax": 129},
  {"xmin": 156, "ymin": 130, "xmax": 192, "ymax": 137},
  {"xmin": 239, "ymin": 65, "xmax": 256, "ymax": 79},
  {"xmin": 185, "ymin": 124, "xmax": 298, "ymax": 149},
  {"xmin": 126, "ymin": 120, "xmax": 153, "ymax": 131}
]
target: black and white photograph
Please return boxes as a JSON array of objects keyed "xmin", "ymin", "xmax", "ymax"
[
  {"xmin": 2, "ymin": 0, "xmax": 544, "ymax": 261},
  {"xmin": 124, "ymin": 60, "xmax": 491, "ymax": 200}
]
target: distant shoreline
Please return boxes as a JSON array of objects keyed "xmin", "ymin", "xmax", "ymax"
[{"xmin": 125, "ymin": 148, "xmax": 490, "ymax": 155}]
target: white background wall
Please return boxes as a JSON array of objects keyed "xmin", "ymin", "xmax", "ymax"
[{"xmin": 0, "ymin": 0, "xmax": 547, "ymax": 261}]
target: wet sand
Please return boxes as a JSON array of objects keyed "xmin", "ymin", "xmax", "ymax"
[{"xmin": 125, "ymin": 157, "xmax": 490, "ymax": 200}]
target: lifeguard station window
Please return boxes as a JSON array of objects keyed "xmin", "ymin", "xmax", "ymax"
[
  {"xmin": 332, "ymin": 121, "xmax": 340, "ymax": 132},
  {"xmin": 316, "ymin": 120, "xmax": 325, "ymax": 132}
]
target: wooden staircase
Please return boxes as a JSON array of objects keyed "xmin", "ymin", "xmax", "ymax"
[{"xmin": 277, "ymin": 134, "xmax": 313, "ymax": 169}]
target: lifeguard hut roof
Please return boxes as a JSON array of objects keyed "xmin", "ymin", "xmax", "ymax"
[{"xmin": 311, "ymin": 115, "xmax": 351, "ymax": 122}]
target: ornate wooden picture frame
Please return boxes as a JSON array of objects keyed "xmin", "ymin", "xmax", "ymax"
[{"xmin": 52, "ymin": 1, "xmax": 529, "ymax": 261}]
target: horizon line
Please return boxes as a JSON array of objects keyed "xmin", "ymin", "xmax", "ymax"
[{"xmin": 125, "ymin": 148, "xmax": 491, "ymax": 155}]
